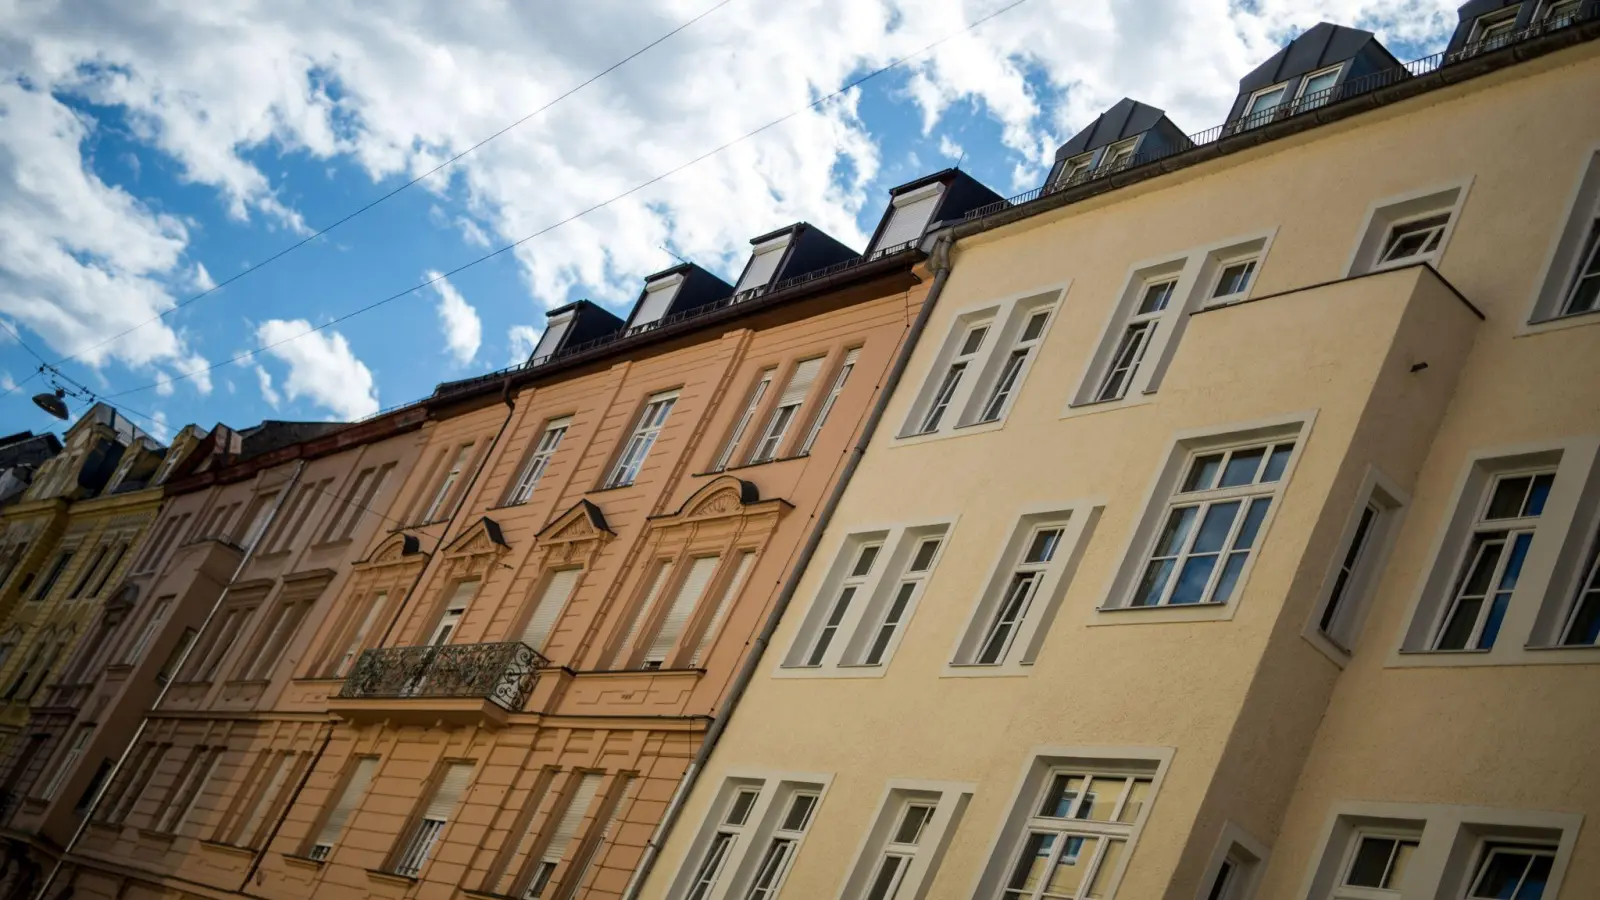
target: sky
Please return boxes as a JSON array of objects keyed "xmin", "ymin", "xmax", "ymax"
[{"xmin": 0, "ymin": 0, "xmax": 1463, "ymax": 444}]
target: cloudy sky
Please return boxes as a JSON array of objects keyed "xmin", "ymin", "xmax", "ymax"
[{"xmin": 0, "ymin": 0, "xmax": 1461, "ymax": 442}]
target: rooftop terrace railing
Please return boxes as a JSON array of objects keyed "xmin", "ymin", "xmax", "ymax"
[{"xmin": 964, "ymin": 5, "xmax": 1598, "ymax": 222}]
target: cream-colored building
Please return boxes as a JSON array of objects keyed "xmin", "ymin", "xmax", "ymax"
[{"xmin": 638, "ymin": 11, "xmax": 1600, "ymax": 900}]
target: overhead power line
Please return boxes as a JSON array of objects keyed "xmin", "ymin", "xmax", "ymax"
[
  {"xmin": 104, "ymin": 0, "xmax": 1035, "ymax": 401},
  {"xmin": 45, "ymin": 0, "xmax": 740, "ymax": 371}
]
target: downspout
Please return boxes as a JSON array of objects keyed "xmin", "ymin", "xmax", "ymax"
[
  {"xmin": 619, "ymin": 233, "xmax": 957, "ymax": 900},
  {"xmin": 238, "ymin": 725, "xmax": 333, "ymax": 893},
  {"xmin": 34, "ymin": 460, "xmax": 309, "ymax": 900}
]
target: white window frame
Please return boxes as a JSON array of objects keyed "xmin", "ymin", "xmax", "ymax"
[
  {"xmin": 1304, "ymin": 469, "xmax": 1407, "ymax": 664},
  {"xmin": 1204, "ymin": 254, "xmax": 1260, "ymax": 307},
  {"xmin": 507, "ymin": 417, "xmax": 572, "ymax": 505},
  {"xmin": 1430, "ymin": 467, "xmax": 1556, "ymax": 652},
  {"xmin": 1345, "ymin": 180, "xmax": 1470, "ymax": 277},
  {"xmin": 1525, "ymin": 147, "xmax": 1600, "ymax": 326},
  {"xmin": 910, "ymin": 320, "xmax": 991, "ymax": 436},
  {"xmin": 1294, "ymin": 801, "xmax": 1580, "ymax": 900},
  {"xmin": 798, "ymin": 348, "xmax": 860, "ymax": 456},
  {"xmin": 1239, "ymin": 81, "xmax": 1290, "ymax": 129},
  {"xmin": 715, "ymin": 370, "xmax": 775, "ymax": 472},
  {"xmin": 1057, "ymin": 152, "xmax": 1096, "ymax": 186},
  {"xmin": 786, "ymin": 537, "xmax": 885, "ymax": 670},
  {"xmin": 750, "ymin": 357, "xmax": 825, "ymax": 464},
  {"xmin": 977, "ymin": 308, "xmax": 1053, "ymax": 424},
  {"xmin": 1470, "ymin": 6, "xmax": 1523, "ymax": 49},
  {"xmin": 1538, "ymin": 0, "xmax": 1581, "ymax": 24},
  {"xmin": 1194, "ymin": 823, "xmax": 1269, "ymax": 900},
  {"xmin": 607, "ymin": 390, "xmax": 679, "ymax": 488},
  {"xmin": 836, "ymin": 780, "xmax": 973, "ymax": 900},
  {"xmin": 422, "ymin": 444, "xmax": 473, "ymax": 523},
  {"xmin": 1098, "ymin": 137, "xmax": 1139, "ymax": 172},
  {"xmin": 1293, "ymin": 63, "xmax": 1344, "ymax": 111},
  {"xmin": 1071, "ymin": 231, "xmax": 1274, "ymax": 411},
  {"xmin": 667, "ymin": 773, "xmax": 831, "ymax": 900},
  {"xmin": 1091, "ymin": 275, "xmax": 1177, "ymax": 403},
  {"xmin": 856, "ymin": 535, "xmax": 945, "ymax": 667},
  {"xmin": 948, "ymin": 505, "xmax": 1097, "ymax": 675},
  {"xmin": 972, "ymin": 747, "xmax": 1169, "ymax": 900}
]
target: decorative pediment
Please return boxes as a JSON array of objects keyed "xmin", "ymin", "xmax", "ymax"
[
  {"xmin": 653, "ymin": 476, "xmax": 790, "ymax": 525},
  {"xmin": 537, "ymin": 500, "xmax": 614, "ymax": 545},
  {"xmin": 442, "ymin": 516, "xmax": 511, "ymax": 559},
  {"xmin": 359, "ymin": 532, "xmax": 424, "ymax": 568}
]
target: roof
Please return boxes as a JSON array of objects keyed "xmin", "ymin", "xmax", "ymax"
[{"xmin": 1055, "ymin": 99, "xmax": 1174, "ymax": 160}]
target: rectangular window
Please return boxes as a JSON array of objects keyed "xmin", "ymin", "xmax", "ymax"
[
  {"xmin": 236, "ymin": 492, "xmax": 278, "ymax": 550},
  {"xmin": 799, "ymin": 541, "xmax": 881, "ymax": 668},
  {"xmin": 1333, "ymin": 831, "xmax": 1419, "ymax": 898},
  {"xmin": 31, "ymin": 550, "xmax": 74, "ymax": 601},
  {"xmin": 1433, "ymin": 470, "xmax": 1554, "ymax": 651},
  {"xmin": 1561, "ymin": 520, "xmax": 1600, "ymax": 645},
  {"xmin": 976, "ymin": 526, "xmax": 1064, "ymax": 664},
  {"xmin": 799, "ymin": 348, "xmax": 859, "ymax": 455},
  {"xmin": 715, "ymin": 370, "xmax": 774, "ymax": 472},
  {"xmin": 1128, "ymin": 441, "xmax": 1294, "ymax": 608},
  {"xmin": 607, "ymin": 392, "xmax": 678, "ymax": 488},
  {"xmin": 1311, "ymin": 475, "xmax": 1404, "ymax": 656},
  {"xmin": 1240, "ymin": 82, "xmax": 1289, "ymax": 128},
  {"xmin": 508, "ymin": 418, "xmax": 572, "ymax": 505},
  {"xmin": 614, "ymin": 562, "xmax": 674, "ymax": 666},
  {"xmin": 152, "ymin": 744, "xmax": 211, "ymax": 833},
  {"xmin": 67, "ymin": 543, "xmax": 109, "ymax": 599},
  {"xmin": 917, "ymin": 323, "xmax": 989, "ymax": 435},
  {"xmin": 644, "ymin": 556, "xmax": 720, "ymax": 669},
  {"xmin": 100, "ymin": 740, "xmax": 165, "ymax": 825},
  {"xmin": 751, "ymin": 358, "xmax": 824, "ymax": 464},
  {"xmin": 741, "ymin": 791, "xmax": 819, "ymax": 900},
  {"xmin": 979, "ymin": 310, "xmax": 1051, "ymax": 423},
  {"xmin": 322, "ymin": 463, "xmax": 396, "ymax": 542},
  {"xmin": 119, "ymin": 597, "xmax": 172, "ymax": 666},
  {"xmin": 85, "ymin": 542, "xmax": 128, "ymax": 598},
  {"xmin": 680, "ymin": 784, "xmax": 763, "ymax": 900},
  {"xmin": 841, "ymin": 785, "xmax": 969, "ymax": 900},
  {"xmin": 1058, "ymin": 153, "xmax": 1094, "ymax": 185},
  {"xmin": 309, "ymin": 756, "xmax": 379, "ymax": 861},
  {"xmin": 520, "ymin": 570, "xmax": 581, "ymax": 653},
  {"xmin": 520, "ymin": 771, "xmax": 603, "ymax": 899},
  {"xmin": 393, "ymin": 761, "xmax": 475, "ymax": 878},
  {"xmin": 423, "ymin": 444, "xmax": 474, "ymax": 522},
  {"xmin": 690, "ymin": 550, "xmax": 756, "ymax": 667},
  {"xmin": 1206, "ymin": 256, "xmax": 1259, "ymax": 305},
  {"xmin": 1349, "ymin": 183, "xmax": 1466, "ymax": 276},
  {"xmin": 39, "ymin": 725, "xmax": 92, "ymax": 801},
  {"xmin": 1098, "ymin": 138, "xmax": 1138, "ymax": 172},
  {"xmin": 1295, "ymin": 63, "xmax": 1343, "ymax": 110},
  {"xmin": 862, "ymin": 538, "xmax": 942, "ymax": 666},
  {"xmin": 184, "ymin": 603, "xmax": 253, "ymax": 682},
  {"xmin": 332, "ymin": 590, "xmax": 388, "ymax": 676},
  {"xmin": 236, "ymin": 751, "xmax": 296, "ymax": 847},
  {"xmin": 238, "ymin": 599, "xmax": 311, "ymax": 681},
  {"xmin": 1470, "ymin": 7, "xmax": 1522, "ymax": 50},
  {"xmin": 1095, "ymin": 278, "xmax": 1175, "ymax": 402},
  {"xmin": 1464, "ymin": 844, "xmax": 1555, "ymax": 899},
  {"xmin": 430, "ymin": 579, "xmax": 480, "ymax": 645},
  {"xmin": 1562, "ymin": 217, "xmax": 1600, "ymax": 315}
]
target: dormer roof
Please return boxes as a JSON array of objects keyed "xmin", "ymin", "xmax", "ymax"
[
  {"xmin": 731, "ymin": 223, "xmax": 858, "ymax": 300},
  {"xmin": 528, "ymin": 299, "xmax": 626, "ymax": 363},
  {"xmin": 865, "ymin": 169, "xmax": 1004, "ymax": 259},
  {"xmin": 1055, "ymin": 99, "xmax": 1176, "ymax": 160},
  {"xmin": 624, "ymin": 262, "xmax": 734, "ymax": 334},
  {"xmin": 1225, "ymin": 23, "xmax": 1405, "ymax": 128},
  {"xmin": 1044, "ymin": 99, "xmax": 1192, "ymax": 186}
]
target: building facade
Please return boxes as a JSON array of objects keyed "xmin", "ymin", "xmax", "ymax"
[{"xmin": 637, "ymin": 11, "xmax": 1600, "ymax": 900}]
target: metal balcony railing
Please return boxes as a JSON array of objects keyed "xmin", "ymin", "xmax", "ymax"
[
  {"xmin": 963, "ymin": 3, "xmax": 1600, "ymax": 223},
  {"xmin": 335, "ymin": 642, "xmax": 548, "ymax": 711}
]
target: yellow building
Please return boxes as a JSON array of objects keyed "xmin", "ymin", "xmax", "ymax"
[
  {"xmin": 0, "ymin": 406, "xmax": 200, "ymax": 810},
  {"xmin": 638, "ymin": 12, "xmax": 1600, "ymax": 900}
]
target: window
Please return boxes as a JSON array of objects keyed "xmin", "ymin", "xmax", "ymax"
[
  {"xmin": 607, "ymin": 391, "xmax": 677, "ymax": 488},
  {"xmin": 1334, "ymin": 832, "xmax": 1418, "ymax": 897},
  {"xmin": 979, "ymin": 310, "xmax": 1050, "ymax": 423},
  {"xmin": 681, "ymin": 785, "xmax": 762, "ymax": 900},
  {"xmin": 1127, "ymin": 441, "xmax": 1293, "ymax": 608},
  {"xmin": 67, "ymin": 543, "xmax": 109, "ymax": 599},
  {"xmin": 156, "ymin": 627, "xmax": 197, "ymax": 684},
  {"xmin": 423, "ymin": 444, "xmax": 473, "ymax": 522},
  {"xmin": 1561, "ymin": 217, "xmax": 1600, "ymax": 315},
  {"xmin": 613, "ymin": 562, "xmax": 674, "ymax": 666},
  {"xmin": 322, "ymin": 463, "xmax": 395, "ymax": 541},
  {"xmin": 1465, "ymin": 844, "xmax": 1555, "ymax": 899},
  {"xmin": 508, "ymin": 419, "xmax": 571, "ymax": 504},
  {"xmin": 39, "ymin": 725, "xmax": 91, "ymax": 801},
  {"xmin": 85, "ymin": 543, "xmax": 128, "ymax": 598},
  {"xmin": 1432, "ymin": 471, "xmax": 1553, "ymax": 651},
  {"xmin": 1295, "ymin": 64, "xmax": 1343, "ymax": 110},
  {"xmin": 308, "ymin": 756, "xmax": 378, "ymax": 860},
  {"xmin": 751, "ymin": 358, "xmax": 824, "ymax": 464},
  {"xmin": 1099, "ymin": 138, "xmax": 1138, "ymax": 171},
  {"xmin": 1240, "ymin": 82, "xmax": 1289, "ymax": 128},
  {"xmin": 862, "ymin": 538, "xmax": 942, "ymax": 666},
  {"xmin": 118, "ymin": 596, "xmax": 172, "ymax": 666},
  {"xmin": 743, "ymin": 791, "xmax": 819, "ymax": 900},
  {"xmin": 982, "ymin": 757, "xmax": 1159, "ymax": 900},
  {"xmin": 331, "ymin": 590, "xmax": 388, "ymax": 676},
  {"xmin": 430, "ymin": 579, "xmax": 480, "ymax": 645},
  {"xmin": 155, "ymin": 745, "xmax": 221, "ymax": 834},
  {"xmin": 1471, "ymin": 7, "xmax": 1522, "ymax": 50},
  {"xmin": 874, "ymin": 182, "xmax": 944, "ymax": 257},
  {"xmin": 236, "ymin": 492, "xmax": 278, "ymax": 549},
  {"xmin": 234, "ymin": 751, "xmax": 297, "ymax": 847},
  {"xmin": 716, "ymin": 371, "xmax": 774, "ymax": 471},
  {"xmin": 238, "ymin": 598, "xmax": 312, "ymax": 680},
  {"xmin": 100, "ymin": 740, "xmax": 165, "ymax": 825},
  {"xmin": 31, "ymin": 550, "xmax": 74, "ymax": 601},
  {"xmin": 736, "ymin": 236, "xmax": 790, "ymax": 296},
  {"xmin": 565, "ymin": 776, "xmax": 634, "ymax": 898},
  {"xmin": 797, "ymin": 541, "xmax": 881, "ymax": 668},
  {"xmin": 520, "ymin": 771, "xmax": 602, "ymax": 899},
  {"xmin": 1348, "ymin": 183, "xmax": 1466, "ymax": 276},
  {"xmin": 842, "ymin": 785, "xmax": 969, "ymax": 900},
  {"xmin": 1094, "ymin": 278, "xmax": 1175, "ymax": 402},
  {"xmin": 1197, "ymin": 828, "xmax": 1266, "ymax": 900},
  {"xmin": 1561, "ymin": 519, "xmax": 1600, "ymax": 645},
  {"xmin": 916, "ymin": 323, "xmax": 989, "ymax": 435},
  {"xmin": 267, "ymin": 478, "xmax": 333, "ymax": 553},
  {"xmin": 1311, "ymin": 475, "xmax": 1404, "ymax": 655},
  {"xmin": 977, "ymin": 526, "xmax": 1063, "ymax": 664},
  {"xmin": 1541, "ymin": 0, "xmax": 1581, "ymax": 24},
  {"xmin": 643, "ymin": 556, "xmax": 720, "ymax": 669},
  {"xmin": 1059, "ymin": 153, "xmax": 1095, "ymax": 185},
  {"xmin": 1206, "ymin": 256, "xmax": 1258, "ymax": 305},
  {"xmin": 393, "ymin": 761, "xmax": 475, "ymax": 878},
  {"xmin": 690, "ymin": 550, "xmax": 756, "ymax": 667},
  {"xmin": 183, "ymin": 602, "xmax": 254, "ymax": 682},
  {"xmin": 799, "ymin": 349, "xmax": 859, "ymax": 455},
  {"xmin": 520, "ymin": 570, "xmax": 581, "ymax": 653}
]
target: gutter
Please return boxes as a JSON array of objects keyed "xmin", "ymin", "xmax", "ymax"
[
  {"xmin": 617, "ymin": 232, "xmax": 956, "ymax": 900},
  {"xmin": 33, "ymin": 460, "xmax": 308, "ymax": 900}
]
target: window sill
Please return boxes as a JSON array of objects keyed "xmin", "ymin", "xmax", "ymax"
[
  {"xmin": 366, "ymin": 868, "xmax": 419, "ymax": 886},
  {"xmin": 281, "ymin": 853, "xmax": 327, "ymax": 869},
  {"xmin": 772, "ymin": 663, "xmax": 889, "ymax": 680},
  {"xmin": 199, "ymin": 839, "xmax": 259, "ymax": 858},
  {"xmin": 587, "ymin": 481, "xmax": 640, "ymax": 495},
  {"xmin": 136, "ymin": 827, "xmax": 178, "ymax": 844},
  {"xmin": 1386, "ymin": 641, "xmax": 1600, "ymax": 668},
  {"xmin": 1091, "ymin": 601, "xmax": 1237, "ymax": 625},
  {"xmin": 938, "ymin": 662, "xmax": 1033, "ymax": 679},
  {"xmin": 1061, "ymin": 393, "xmax": 1157, "ymax": 420},
  {"xmin": 308, "ymin": 538, "xmax": 354, "ymax": 552},
  {"xmin": 485, "ymin": 500, "xmax": 534, "ymax": 513},
  {"xmin": 1517, "ymin": 307, "xmax": 1600, "ymax": 337},
  {"xmin": 699, "ymin": 453, "xmax": 812, "ymax": 477}
]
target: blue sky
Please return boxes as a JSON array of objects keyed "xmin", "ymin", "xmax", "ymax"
[{"xmin": 0, "ymin": 0, "xmax": 1459, "ymax": 445}]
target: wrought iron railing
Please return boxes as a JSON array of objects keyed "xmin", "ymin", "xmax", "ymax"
[
  {"xmin": 964, "ymin": 4, "xmax": 1599, "ymax": 222},
  {"xmin": 335, "ymin": 642, "xmax": 548, "ymax": 711}
]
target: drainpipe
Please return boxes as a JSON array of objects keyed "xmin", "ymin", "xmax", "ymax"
[
  {"xmin": 33, "ymin": 460, "xmax": 308, "ymax": 900},
  {"xmin": 619, "ymin": 233, "xmax": 957, "ymax": 900}
]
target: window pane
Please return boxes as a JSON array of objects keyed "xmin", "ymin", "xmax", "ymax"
[
  {"xmin": 1232, "ymin": 497, "xmax": 1271, "ymax": 550},
  {"xmin": 960, "ymin": 327, "xmax": 989, "ymax": 355},
  {"xmin": 1006, "ymin": 833, "xmax": 1057, "ymax": 895},
  {"xmin": 1153, "ymin": 507, "xmax": 1199, "ymax": 557},
  {"xmin": 910, "ymin": 540, "xmax": 941, "ymax": 572},
  {"xmin": 1039, "ymin": 774, "xmax": 1087, "ymax": 818},
  {"xmin": 1193, "ymin": 502, "xmax": 1241, "ymax": 553},
  {"xmin": 1488, "ymin": 476, "xmax": 1532, "ymax": 519},
  {"xmin": 727, "ymin": 790, "xmax": 758, "ymax": 826},
  {"xmin": 1085, "ymin": 838, "xmax": 1126, "ymax": 899},
  {"xmin": 853, "ymin": 546, "xmax": 881, "ymax": 578},
  {"xmin": 1470, "ymin": 848, "xmax": 1551, "ymax": 900},
  {"xmin": 1261, "ymin": 444, "xmax": 1294, "ymax": 482},
  {"xmin": 1044, "ymin": 836, "xmax": 1099, "ymax": 896},
  {"xmin": 1388, "ymin": 840, "xmax": 1417, "ymax": 888},
  {"xmin": 1184, "ymin": 455, "xmax": 1224, "ymax": 492},
  {"xmin": 894, "ymin": 805, "xmax": 935, "ymax": 844},
  {"xmin": 1138, "ymin": 281, "xmax": 1175, "ymax": 315},
  {"xmin": 1211, "ymin": 553, "xmax": 1249, "ymax": 606},
  {"xmin": 1022, "ymin": 312, "xmax": 1050, "ymax": 342},
  {"xmin": 1347, "ymin": 837, "xmax": 1399, "ymax": 887},
  {"xmin": 1525, "ymin": 473, "xmax": 1554, "ymax": 516},
  {"xmin": 1134, "ymin": 559, "xmax": 1177, "ymax": 608},
  {"xmin": 865, "ymin": 856, "xmax": 906, "ymax": 900},
  {"xmin": 1077, "ymin": 777, "xmax": 1122, "ymax": 821},
  {"xmin": 1170, "ymin": 555, "xmax": 1219, "ymax": 605},
  {"xmin": 1026, "ymin": 529, "xmax": 1063, "ymax": 565},
  {"xmin": 1219, "ymin": 449, "xmax": 1265, "ymax": 487},
  {"xmin": 1114, "ymin": 780, "xmax": 1149, "ymax": 823},
  {"xmin": 782, "ymin": 793, "xmax": 817, "ymax": 830}
]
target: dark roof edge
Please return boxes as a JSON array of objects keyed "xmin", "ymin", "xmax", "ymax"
[
  {"xmin": 952, "ymin": 20, "xmax": 1600, "ymax": 243},
  {"xmin": 889, "ymin": 168, "xmax": 961, "ymax": 196},
  {"xmin": 748, "ymin": 222, "xmax": 806, "ymax": 245}
]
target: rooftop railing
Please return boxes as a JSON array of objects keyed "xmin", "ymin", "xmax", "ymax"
[
  {"xmin": 335, "ymin": 641, "xmax": 549, "ymax": 711},
  {"xmin": 964, "ymin": 5, "xmax": 1598, "ymax": 222}
]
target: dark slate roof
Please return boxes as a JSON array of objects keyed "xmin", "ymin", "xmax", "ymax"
[
  {"xmin": 1054, "ymin": 99, "xmax": 1173, "ymax": 160},
  {"xmin": 1237, "ymin": 22, "xmax": 1399, "ymax": 92}
]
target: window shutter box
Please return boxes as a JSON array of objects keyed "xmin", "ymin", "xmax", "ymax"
[
  {"xmin": 776, "ymin": 358, "xmax": 824, "ymax": 409},
  {"xmin": 425, "ymin": 762, "xmax": 476, "ymax": 820},
  {"xmin": 876, "ymin": 189, "xmax": 942, "ymax": 254}
]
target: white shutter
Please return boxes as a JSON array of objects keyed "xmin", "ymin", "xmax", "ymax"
[
  {"xmin": 632, "ymin": 277, "xmax": 681, "ymax": 327},
  {"xmin": 691, "ymin": 551, "xmax": 755, "ymax": 666},
  {"xmin": 240, "ymin": 754, "xmax": 293, "ymax": 841},
  {"xmin": 542, "ymin": 773, "xmax": 603, "ymax": 864},
  {"xmin": 618, "ymin": 562, "xmax": 673, "ymax": 661},
  {"xmin": 531, "ymin": 314, "xmax": 573, "ymax": 360},
  {"xmin": 646, "ymin": 556, "xmax": 719, "ymax": 664},
  {"xmin": 315, "ymin": 757, "xmax": 378, "ymax": 847},
  {"xmin": 736, "ymin": 239, "xmax": 789, "ymax": 293},
  {"xmin": 776, "ymin": 358, "xmax": 824, "ymax": 409},
  {"xmin": 425, "ymin": 762, "xmax": 475, "ymax": 820},
  {"xmin": 875, "ymin": 187, "xmax": 942, "ymax": 255},
  {"xmin": 521, "ymin": 569, "xmax": 581, "ymax": 650},
  {"xmin": 445, "ymin": 578, "xmax": 480, "ymax": 612}
]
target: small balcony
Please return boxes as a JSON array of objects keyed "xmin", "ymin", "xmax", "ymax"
[{"xmin": 328, "ymin": 642, "xmax": 549, "ymax": 728}]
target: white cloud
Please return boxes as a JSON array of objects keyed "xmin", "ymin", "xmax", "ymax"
[
  {"xmin": 190, "ymin": 262, "xmax": 216, "ymax": 292},
  {"xmin": 507, "ymin": 324, "xmax": 541, "ymax": 366},
  {"xmin": 254, "ymin": 364, "xmax": 280, "ymax": 408},
  {"xmin": 938, "ymin": 134, "xmax": 964, "ymax": 161},
  {"xmin": 255, "ymin": 319, "xmax": 378, "ymax": 419},
  {"xmin": 148, "ymin": 409, "xmax": 170, "ymax": 440},
  {"xmin": 427, "ymin": 271, "xmax": 482, "ymax": 365},
  {"xmin": 0, "ymin": 372, "xmax": 15, "ymax": 394}
]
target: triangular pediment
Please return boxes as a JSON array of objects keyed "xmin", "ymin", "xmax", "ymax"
[
  {"xmin": 442, "ymin": 516, "xmax": 510, "ymax": 558},
  {"xmin": 538, "ymin": 499, "xmax": 614, "ymax": 544}
]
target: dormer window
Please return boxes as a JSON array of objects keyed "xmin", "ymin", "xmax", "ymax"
[
  {"xmin": 1295, "ymin": 64, "xmax": 1343, "ymax": 110},
  {"xmin": 1100, "ymin": 138, "xmax": 1139, "ymax": 172},
  {"xmin": 632, "ymin": 274, "xmax": 684, "ymax": 331},
  {"xmin": 735, "ymin": 235, "xmax": 791, "ymax": 299},
  {"xmin": 1471, "ymin": 6, "xmax": 1522, "ymax": 49},
  {"xmin": 1241, "ymin": 82, "xmax": 1290, "ymax": 129},
  {"xmin": 1058, "ymin": 153, "xmax": 1095, "ymax": 185},
  {"xmin": 1542, "ymin": 0, "xmax": 1581, "ymax": 25},
  {"xmin": 873, "ymin": 182, "xmax": 944, "ymax": 258},
  {"xmin": 530, "ymin": 311, "xmax": 574, "ymax": 362}
]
